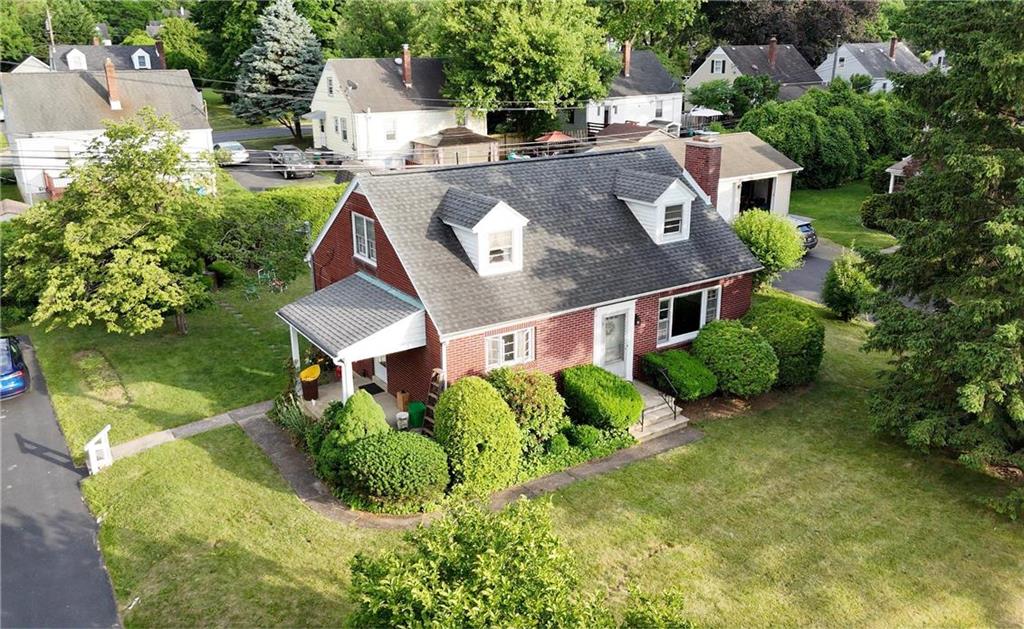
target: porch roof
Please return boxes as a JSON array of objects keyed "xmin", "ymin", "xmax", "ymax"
[{"xmin": 277, "ymin": 272, "xmax": 425, "ymax": 361}]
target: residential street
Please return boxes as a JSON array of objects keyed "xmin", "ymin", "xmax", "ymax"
[
  {"xmin": 212, "ymin": 125, "xmax": 311, "ymax": 143},
  {"xmin": 774, "ymin": 238, "xmax": 842, "ymax": 303},
  {"xmin": 1, "ymin": 339, "xmax": 120, "ymax": 628}
]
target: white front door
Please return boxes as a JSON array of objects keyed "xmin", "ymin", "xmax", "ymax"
[
  {"xmin": 593, "ymin": 301, "xmax": 636, "ymax": 380},
  {"xmin": 373, "ymin": 355, "xmax": 388, "ymax": 384}
]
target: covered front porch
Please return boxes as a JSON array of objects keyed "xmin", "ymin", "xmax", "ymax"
[
  {"xmin": 276, "ymin": 272, "xmax": 427, "ymax": 412},
  {"xmin": 298, "ymin": 374, "xmax": 403, "ymax": 427}
]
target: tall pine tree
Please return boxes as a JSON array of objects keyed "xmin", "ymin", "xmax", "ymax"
[
  {"xmin": 231, "ymin": 0, "xmax": 323, "ymax": 138},
  {"xmin": 864, "ymin": 0, "xmax": 1024, "ymax": 514}
]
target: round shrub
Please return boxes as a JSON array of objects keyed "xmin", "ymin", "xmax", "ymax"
[
  {"xmin": 822, "ymin": 251, "xmax": 875, "ymax": 321},
  {"xmin": 642, "ymin": 350, "xmax": 717, "ymax": 401},
  {"xmin": 486, "ymin": 367, "xmax": 566, "ymax": 455},
  {"xmin": 316, "ymin": 390, "xmax": 390, "ymax": 484},
  {"xmin": 546, "ymin": 433, "xmax": 570, "ymax": 455},
  {"xmin": 731, "ymin": 210, "xmax": 806, "ymax": 287},
  {"xmin": 208, "ymin": 259, "xmax": 245, "ymax": 286},
  {"xmin": 434, "ymin": 376, "xmax": 521, "ymax": 493},
  {"xmin": 743, "ymin": 302, "xmax": 825, "ymax": 387},
  {"xmin": 339, "ymin": 431, "xmax": 449, "ymax": 507},
  {"xmin": 691, "ymin": 320, "xmax": 778, "ymax": 397},
  {"xmin": 565, "ymin": 424, "xmax": 601, "ymax": 449},
  {"xmin": 561, "ymin": 365, "xmax": 643, "ymax": 429}
]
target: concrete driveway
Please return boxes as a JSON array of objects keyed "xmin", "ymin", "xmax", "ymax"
[
  {"xmin": 1, "ymin": 338, "xmax": 120, "ymax": 628},
  {"xmin": 774, "ymin": 238, "xmax": 843, "ymax": 303}
]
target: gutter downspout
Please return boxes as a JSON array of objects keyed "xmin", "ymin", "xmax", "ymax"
[
  {"xmin": 440, "ymin": 340, "xmax": 448, "ymax": 387},
  {"xmin": 829, "ymin": 37, "xmax": 840, "ymax": 82}
]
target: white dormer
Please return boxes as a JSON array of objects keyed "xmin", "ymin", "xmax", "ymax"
[
  {"xmin": 132, "ymin": 49, "xmax": 151, "ymax": 69},
  {"xmin": 66, "ymin": 48, "xmax": 87, "ymax": 71},
  {"xmin": 614, "ymin": 169, "xmax": 696, "ymax": 244},
  {"xmin": 439, "ymin": 188, "xmax": 529, "ymax": 276}
]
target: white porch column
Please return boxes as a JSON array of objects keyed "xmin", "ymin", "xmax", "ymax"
[
  {"xmin": 888, "ymin": 173, "xmax": 896, "ymax": 194},
  {"xmin": 339, "ymin": 359, "xmax": 354, "ymax": 403},
  {"xmin": 289, "ymin": 325, "xmax": 300, "ymax": 372}
]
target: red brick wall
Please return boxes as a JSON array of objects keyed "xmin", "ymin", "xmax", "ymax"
[
  {"xmin": 386, "ymin": 314, "xmax": 443, "ymax": 402},
  {"xmin": 446, "ymin": 273, "xmax": 755, "ymax": 383},
  {"xmin": 683, "ymin": 139, "xmax": 722, "ymax": 207}
]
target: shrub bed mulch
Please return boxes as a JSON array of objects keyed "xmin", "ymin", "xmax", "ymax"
[{"xmin": 680, "ymin": 385, "xmax": 812, "ymax": 423}]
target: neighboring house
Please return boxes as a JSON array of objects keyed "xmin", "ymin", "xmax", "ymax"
[
  {"xmin": 11, "ymin": 56, "xmax": 50, "ymax": 73},
  {"xmin": 0, "ymin": 63, "xmax": 212, "ymax": 204},
  {"xmin": 817, "ymin": 37, "xmax": 928, "ymax": 93},
  {"xmin": 410, "ymin": 126, "xmax": 498, "ymax": 166},
  {"xmin": 568, "ymin": 42, "xmax": 683, "ymax": 135},
  {"xmin": 925, "ymin": 49, "xmax": 950, "ymax": 73},
  {"xmin": 685, "ymin": 38, "xmax": 821, "ymax": 105},
  {"xmin": 94, "ymin": 23, "xmax": 112, "ymax": 46},
  {"xmin": 594, "ymin": 122, "xmax": 672, "ymax": 146},
  {"xmin": 278, "ymin": 143, "xmax": 760, "ymax": 405},
  {"xmin": 50, "ymin": 44, "xmax": 164, "ymax": 72},
  {"xmin": 885, "ymin": 155, "xmax": 919, "ymax": 193},
  {"xmin": 307, "ymin": 45, "xmax": 488, "ymax": 170}
]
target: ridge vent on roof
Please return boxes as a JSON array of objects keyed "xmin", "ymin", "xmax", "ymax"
[{"xmin": 369, "ymin": 145, "xmax": 662, "ymax": 177}]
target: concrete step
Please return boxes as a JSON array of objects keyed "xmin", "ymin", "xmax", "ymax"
[
  {"xmin": 630, "ymin": 405, "xmax": 689, "ymax": 442},
  {"xmin": 632, "ymin": 417, "xmax": 690, "ymax": 442}
]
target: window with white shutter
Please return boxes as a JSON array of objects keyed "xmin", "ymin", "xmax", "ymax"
[{"xmin": 485, "ymin": 328, "xmax": 535, "ymax": 370}]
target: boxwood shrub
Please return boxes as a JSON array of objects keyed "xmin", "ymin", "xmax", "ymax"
[
  {"xmin": 316, "ymin": 390, "xmax": 390, "ymax": 484},
  {"xmin": 642, "ymin": 350, "xmax": 717, "ymax": 401},
  {"xmin": 434, "ymin": 376, "xmax": 521, "ymax": 493},
  {"xmin": 564, "ymin": 424, "xmax": 601, "ymax": 449},
  {"xmin": 486, "ymin": 367, "xmax": 566, "ymax": 455},
  {"xmin": 692, "ymin": 320, "xmax": 778, "ymax": 397},
  {"xmin": 742, "ymin": 300, "xmax": 825, "ymax": 386},
  {"xmin": 339, "ymin": 431, "xmax": 449, "ymax": 508},
  {"xmin": 561, "ymin": 365, "xmax": 643, "ymax": 429}
]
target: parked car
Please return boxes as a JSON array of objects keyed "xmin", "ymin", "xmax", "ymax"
[
  {"xmin": 213, "ymin": 141, "xmax": 250, "ymax": 165},
  {"xmin": 788, "ymin": 214, "xmax": 818, "ymax": 252},
  {"xmin": 0, "ymin": 336, "xmax": 28, "ymax": 399},
  {"xmin": 270, "ymin": 145, "xmax": 316, "ymax": 179}
]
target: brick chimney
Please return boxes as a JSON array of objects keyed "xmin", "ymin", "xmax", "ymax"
[
  {"xmin": 683, "ymin": 137, "xmax": 722, "ymax": 208},
  {"xmin": 401, "ymin": 43, "xmax": 412, "ymax": 88},
  {"xmin": 104, "ymin": 58, "xmax": 121, "ymax": 110},
  {"xmin": 92, "ymin": 35, "xmax": 100, "ymax": 46},
  {"xmin": 889, "ymin": 36, "xmax": 897, "ymax": 59},
  {"xmin": 155, "ymin": 39, "xmax": 166, "ymax": 68},
  {"xmin": 768, "ymin": 36, "xmax": 778, "ymax": 67},
  {"xmin": 622, "ymin": 39, "xmax": 632, "ymax": 77}
]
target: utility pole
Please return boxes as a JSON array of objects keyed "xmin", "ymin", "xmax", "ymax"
[
  {"xmin": 829, "ymin": 36, "xmax": 840, "ymax": 83},
  {"xmin": 45, "ymin": 5, "xmax": 56, "ymax": 69}
]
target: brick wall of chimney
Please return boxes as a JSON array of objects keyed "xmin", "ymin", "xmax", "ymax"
[
  {"xmin": 683, "ymin": 139, "xmax": 722, "ymax": 208},
  {"xmin": 889, "ymin": 36, "xmax": 897, "ymax": 59},
  {"xmin": 623, "ymin": 40, "xmax": 632, "ymax": 77},
  {"xmin": 402, "ymin": 43, "xmax": 412, "ymax": 87},
  {"xmin": 103, "ymin": 58, "xmax": 122, "ymax": 110},
  {"xmin": 768, "ymin": 36, "xmax": 778, "ymax": 67},
  {"xmin": 155, "ymin": 40, "xmax": 166, "ymax": 68}
]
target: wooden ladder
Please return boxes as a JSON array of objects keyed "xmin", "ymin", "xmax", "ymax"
[{"xmin": 423, "ymin": 368, "xmax": 445, "ymax": 436}]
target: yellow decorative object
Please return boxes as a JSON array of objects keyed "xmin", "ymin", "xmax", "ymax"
[{"xmin": 299, "ymin": 365, "xmax": 321, "ymax": 382}]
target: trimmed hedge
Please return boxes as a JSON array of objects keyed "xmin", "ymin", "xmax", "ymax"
[
  {"xmin": 561, "ymin": 365, "xmax": 643, "ymax": 430},
  {"xmin": 486, "ymin": 367, "xmax": 566, "ymax": 455},
  {"xmin": 339, "ymin": 431, "xmax": 449, "ymax": 507},
  {"xmin": 316, "ymin": 390, "xmax": 390, "ymax": 484},
  {"xmin": 642, "ymin": 350, "xmax": 717, "ymax": 401},
  {"xmin": 565, "ymin": 424, "xmax": 601, "ymax": 449},
  {"xmin": 691, "ymin": 321, "xmax": 778, "ymax": 397},
  {"xmin": 546, "ymin": 433, "xmax": 570, "ymax": 455},
  {"xmin": 434, "ymin": 376, "xmax": 521, "ymax": 493},
  {"xmin": 743, "ymin": 301, "xmax": 825, "ymax": 387},
  {"xmin": 208, "ymin": 260, "xmax": 245, "ymax": 286}
]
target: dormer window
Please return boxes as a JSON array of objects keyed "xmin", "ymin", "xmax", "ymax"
[
  {"xmin": 133, "ymin": 50, "xmax": 151, "ymax": 69},
  {"xmin": 615, "ymin": 169, "xmax": 697, "ymax": 245},
  {"xmin": 439, "ymin": 188, "xmax": 529, "ymax": 276},
  {"xmin": 664, "ymin": 204, "xmax": 684, "ymax": 235},
  {"xmin": 66, "ymin": 49, "xmax": 87, "ymax": 71}
]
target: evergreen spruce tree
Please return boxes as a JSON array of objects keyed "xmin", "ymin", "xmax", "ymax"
[{"xmin": 231, "ymin": 0, "xmax": 323, "ymax": 138}]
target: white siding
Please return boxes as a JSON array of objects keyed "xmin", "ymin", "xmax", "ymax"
[
  {"xmin": 772, "ymin": 172, "xmax": 793, "ymax": 216},
  {"xmin": 586, "ymin": 93, "xmax": 683, "ymax": 127},
  {"xmin": 452, "ymin": 225, "xmax": 480, "ymax": 271},
  {"xmin": 817, "ymin": 46, "xmax": 894, "ymax": 92},
  {"xmin": 684, "ymin": 47, "xmax": 741, "ymax": 108}
]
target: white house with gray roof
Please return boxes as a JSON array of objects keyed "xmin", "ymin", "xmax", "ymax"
[
  {"xmin": 685, "ymin": 38, "xmax": 822, "ymax": 107},
  {"xmin": 306, "ymin": 45, "xmax": 487, "ymax": 170},
  {"xmin": 0, "ymin": 64, "xmax": 211, "ymax": 204},
  {"xmin": 51, "ymin": 44, "xmax": 164, "ymax": 72},
  {"xmin": 817, "ymin": 38, "xmax": 929, "ymax": 93}
]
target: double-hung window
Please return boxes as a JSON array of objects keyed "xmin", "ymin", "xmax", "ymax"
[
  {"xmin": 711, "ymin": 59, "xmax": 725, "ymax": 74},
  {"xmin": 657, "ymin": 287, "xmax": 720, "ymax": 345},
  {"xmin": 488, "ymin": 231, "xmax": 514, "ymax": 264},
  {"xmin": 340, "ymin": 117, "xmax": 348, "ymax": 141},
  {"xmin": 385, "ymin": 120, "xmax": 396, "ymax": 141},
  {"xmin": 352, "ymin": 213, "xmax": 377, "ymax": 264},
  {"xmin": 837, "ymin": 56, "xmax": 846, "ymax": 68},
  {"xmin": 655, "ymin": 100, "xmax": 664, "ymax": 118},
  {"xmin": 663, "ymin": 204, "xmax": 683, "ymax": 235},
  {"xmin": 485, "ymin": 328, "xmax": 534, "ymax": 370},
  {"xmin": 327, "ymin": 77, "xmax": 334, "ymax": 96}
]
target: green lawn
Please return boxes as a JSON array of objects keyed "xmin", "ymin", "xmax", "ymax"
[
  {"xmin": 21, "ymin": 276, "xmax": 312, "ymax": 460},
  {"xmin": 202, "ymin": 88, "xmax": 278, "ymax": 133},
  {"xmin": 80, "ymin": 292, "xmax": 1024, "ymax": 627},
  {"xmin": 791, "ymin": 180, "xmax": 898, "ymax": 251},
  {"xmin": 1, "ymin": 168, "xmax": 22, "ymax": 202},
  {"xmin": 240, "ymin": 136, "xmax": 315, "ymax": 152}
]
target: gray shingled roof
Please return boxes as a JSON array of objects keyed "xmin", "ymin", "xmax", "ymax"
[
  {"xmin": 437, "ymin": 188, "xmax": 501, "ymax": 229},
  {"xmin": 722, "ymin": 44, "xmax": 821, "ymax": 86},
  {"xmin": 277, "ymin": 272, "xmax": 423, "ymax": 358},
  {"xmin": 844, "ymin": 42, "xmax": 928, "ymax": 78},
  {"xmin": 609, "ymin": 50, "xmax": 680, "ymax": 97},
  {"xmin": 51, "ymin": 44, "xmax": 160, "ymax": 71},
  {"xmin": 614, "ymin": 168, "xmax": 678, "ymax": 203},
  {"xmin": 327, "ymin": 57, "xmax": 446, "ymax": 113},
  {"xmin": 353, "ymin": 146, "xmax": 760, "ymax": 337},
  {"xmin": 0, "ymin": 70, "xmax": 208, "ymax": 135}
]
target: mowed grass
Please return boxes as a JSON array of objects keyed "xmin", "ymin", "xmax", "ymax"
[
  {"xmin": 21, "ymin": 276, "xmax": 312, "ymax": 459},
  {"xmin": 1, "ymin": 168, "xmax": 22, "ymax": 202},
  {"xmin": 82, "ymin": 426, "xmax": 391, "ymax": 627},
  {"xmin": 80, "ymin": 291, "xmax": 1023, "ymax": 627},
  {"xmin": 203, "ymin": 88, "xmax": 278, "ymax": 132},
  {"xmin": 791, "ymin": 180, "xmax": 897, "ymax": 251}
]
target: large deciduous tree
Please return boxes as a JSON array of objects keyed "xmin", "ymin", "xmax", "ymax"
[
  {"xmin": 2, "ymin": 109, "xmax": 215, "ymax": 336},
  {"xmin": 863, "ymin": 0, "xmax": 1024, "ymax": 516},
  {"xmin": 594, "ymin": 0, "xmax": 701, "ymax": 77},
  {"xmin": 432, "ymin": 0, "xmax": 617, "ymax": 120},
  {"xmin": 231, "ymin": 0, "xmax": 323, "ymax": 138},
  {"xmin": 333, "ymin": 0, "xmax": 428, "ymax": 58},
  {"xmin": 159, "ymin": 16, "xmax": 208, "ymax": 77},
  {"xmin": 6, "ymin": 0, "xmax": 97, "ymax": 61}
]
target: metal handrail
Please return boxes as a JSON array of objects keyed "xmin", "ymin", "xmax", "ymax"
[{"xmin": 654, "ymin": 367, "xmax": 679, "ymax": 422}]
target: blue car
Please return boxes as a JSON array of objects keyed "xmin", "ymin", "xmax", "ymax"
[{"xmin": 0, "ymin": 336, "xmax": 28, "ymax": 399}]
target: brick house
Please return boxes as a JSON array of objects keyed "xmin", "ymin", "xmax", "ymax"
[{"xmin": 278, "ymin": 143, "xmax": 761, "ymax": 404}]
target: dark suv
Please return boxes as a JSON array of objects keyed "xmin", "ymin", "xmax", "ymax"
[{"xmin": 788, "ymin": 214, "xmax": 818, "ymax": 252}]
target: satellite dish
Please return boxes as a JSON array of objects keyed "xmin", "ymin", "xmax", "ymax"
[
  {"xmin": 394, "ymin": 57, "xmax": 403, "ymax": 65},
  {"xmin": 347, "ymin": 80, "xmax": 358, "ymax": 90}
]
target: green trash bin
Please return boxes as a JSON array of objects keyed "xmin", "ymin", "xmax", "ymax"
[{"xmin": 407, "ymin": 401, "xmax": 426, "ymax": 429}]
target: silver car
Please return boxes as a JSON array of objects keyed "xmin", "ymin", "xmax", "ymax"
[
  {"xmin": 270, "ymin": 145, "xmax": 316, "ymax": 179},
  {"xmin": 213, "ymin": 141, "xmax": 250, "ymax": 165}
]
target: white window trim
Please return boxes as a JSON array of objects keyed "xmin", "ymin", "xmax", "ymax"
[
  {"xmin": 134, "ymin": 52, "xmax": 150, "ymax": 69},
  {"xmin": 351, "ymin": 212, "xmax": 377, "ymax": 265},
  {"xmin": 593, "ymin": 300, "xmax": 636, "ymax": 380},
  {"xmin": 340, "ymin": 117, "xmax": 348, "ymax": 141},
  {"xmin": 656, "ymin": 286, "xmax": 721, "ymax": 347},
  {"xmin": 484, "ymin": 327, "xmax": 535, "ymax": 371},
  {"xmin": 327, "ymin": 77, "xmax": 334, "ymax": 96}
]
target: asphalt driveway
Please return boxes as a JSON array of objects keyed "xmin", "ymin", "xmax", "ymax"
[
  {"xmin": 1, "ymin": 338, "xmax": 120, "ymax": 628},
  {"xmin": 774, "ymin": 238, "xmax": 843, "ymax": 303},
  {"xmin": 211, "ymin": 125, "xmax": 309, "ymax": 144}
]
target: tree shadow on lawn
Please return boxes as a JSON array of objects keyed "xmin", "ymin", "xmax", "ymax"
[{"xmin": 547, "ymin": 384, "xmax": 1024, "ymax": 626}]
